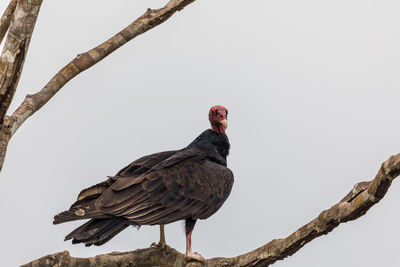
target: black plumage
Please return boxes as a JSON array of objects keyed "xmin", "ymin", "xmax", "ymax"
[{"xmin": 54, "ymin": 106, "xmax": 232, "ymax": 260}]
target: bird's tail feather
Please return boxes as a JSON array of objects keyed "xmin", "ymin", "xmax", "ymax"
[
  {"xmin": 53, "ymin": 196, "xmax": 109, "ymax": 224},
  {"xmin": 64, "ymin": 218, "xmax": 135, "ymax": 246}
]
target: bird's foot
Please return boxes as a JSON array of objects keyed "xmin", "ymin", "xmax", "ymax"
[
  {"xmin": 150, "ymin": 241, "xmax": 169, "ymax": 250},
  {"xmin": 184, "ymin": 252, "xmax": 205, "ymax": 264}
]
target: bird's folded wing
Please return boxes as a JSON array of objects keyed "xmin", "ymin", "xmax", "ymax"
[
  {"xmin": 96, "ymin": 158, "xmax": 234, "ymax": 225},
  {"xmin": 75, "ymin": 151, "xmax": 179, "ymax": 203},
  {"xmin": 109, "ymin": 147, "xmax": 203, "ymax": 192},
  {"xmin": 115, "ymin": 150, "xmax": 179, "ymax": 176}
]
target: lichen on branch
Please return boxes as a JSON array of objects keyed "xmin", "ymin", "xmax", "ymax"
[
  {"xmin": 0, "ymin": 0, "xmax": 42, "ymax": 123},
  {"xmin": 0, "ymin": 0, "xmax": 18, "ymax": 45}
]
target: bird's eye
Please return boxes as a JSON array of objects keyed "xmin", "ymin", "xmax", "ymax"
[{"xmin": 214, "ymin": 110, "xmax": 218, "ymax": 115}]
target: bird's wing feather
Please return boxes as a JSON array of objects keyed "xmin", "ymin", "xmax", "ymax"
[
  {"xmin": 115, "ymin": 150, "xmax": 179, "ymax": 176},
  {"xmin": 96, "ymin": 158, "xmax": 234, "ymax": 225},
  {"xmin": 110, "ymin": 148, "xmax": 201, "ymax": 192},
  {"xmin": 73, "ymin": 150, "xmax": 178, "ymax": 204}
]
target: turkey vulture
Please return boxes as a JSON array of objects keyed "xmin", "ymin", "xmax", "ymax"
[{"xmin": 54, "ymin": 105, "xmax": 233, "ymax": 262}]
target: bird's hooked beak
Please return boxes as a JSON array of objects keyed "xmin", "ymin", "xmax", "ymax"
[{"xmin": 221, "ymin": 119, "xmax": 228, "ymax": 129}]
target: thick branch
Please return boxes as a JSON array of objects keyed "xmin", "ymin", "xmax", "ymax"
[
  {"xmin": 0, "ymin": 0, "xmax": 42, "ymax": 123},
  {"xmin": 0, "ymin": 0, "xmax": 41, "ymax": 122},
  {"xmin": 0, "ymin": 0, "xmax": 196, "ymax": 171},
  {"xmin": 22, "ymin": 248, "xmax": 186, "ymax": 267},
  {"xmin": 0, "ymin": 0, "xmax": 18, "ymax": 45},
  {"xmin": 0, "ymin": 0, "xmax": 42, "ymax": 172},
  {"xmin": 23, "ymin": 153, "xmax": 400, "ymax": 266}
]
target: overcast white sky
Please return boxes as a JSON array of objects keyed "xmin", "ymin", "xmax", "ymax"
[{"xmin": 1, "ymin": 0, "xmax": 400, "ymax": 266}]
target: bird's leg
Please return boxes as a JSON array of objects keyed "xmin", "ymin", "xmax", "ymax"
[
  {"xmin": 184, "ymin": 218, "xmax": 205, "ymax": 263},
  {"xmin": 151, "ymin": 224, "xmax": 168, "ymax": 249},
  {"xmin": 184, "ymin": 231, "xmax": 205, "ymax": 263},
  {"xmin": 185, "ymin": 230, "xmax": 193, "ymax": 254},
  {"xmin": 159, "ymin": 224, "xmax": 167, "ymax": 248}
]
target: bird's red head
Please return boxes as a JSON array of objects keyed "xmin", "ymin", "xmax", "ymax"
[{"xmin": 209, "ymin": 105, "xmax": 228, "ymax": 134}]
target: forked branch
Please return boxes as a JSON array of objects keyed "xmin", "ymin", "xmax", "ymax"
[
  {"xmin": 0, "ymin": 0, "xmax": 196, "ymax": 171},
  {"xmin": 0, "ymin": 0, "xmax": 42, "ymax": 171},
  {"xmin": 23, "ymin": 153, "xmax": 400, "ymax": 266},
  {"xmin": 0, "ymin": 0, "xmax": 42, "ymax": 123}
]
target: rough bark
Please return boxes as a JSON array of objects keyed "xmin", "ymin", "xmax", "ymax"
[
  {"xmin": 0, "ymin": 0, "xmax": 18, "ymax": 45},
  {"xmin": 22, "ymin": 248, "xmax": 186, "ymax": 267},
  {"xmin": 23, "ymin": 153, "xmax": 400, "ymax": 266},
  {"xmin": 0, "ymin": 0, "xmax": 42, "ymax": 172},
  {"xmin": 0, "ymin": 0, "xmax": 42, "ymax": 123},
  {"xmin": 0, "ymin": 0, "xmax": 196, "ymax": 172}
]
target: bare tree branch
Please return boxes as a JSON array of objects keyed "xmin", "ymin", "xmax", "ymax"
[
  {"xmin": 22, "ymin": 153, "xmax": 400, "ymax": 266},
  {"xmin": 0, "ymin": 0, "xmax": 42, "ymax": 123},
  {"xmin": 0, "ymin": 0, "xmax": 196, "ymax": 171},
  {"xmin": 0, "ymin": 0, "xmax": 42, "ymax": 172},
  {"xmin": 0, "ymin": 0, "xmax": 18, "ymax": 45},
  {"xmin": 22, "ymin": 248, "xmax": 186, "ymax": 267}
]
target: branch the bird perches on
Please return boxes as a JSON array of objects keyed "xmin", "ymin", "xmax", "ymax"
[{"xmin": 23, "ymin": 153, "xmax": 400, "ymax": 266}]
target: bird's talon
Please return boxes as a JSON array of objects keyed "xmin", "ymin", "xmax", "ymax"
[
  {"xmin": 150, "ymin": 241, "xmax": 169, "ymax": 250},
  {"xmin": 184, "ymin": 252, "xmax": 205, "ymax": 264}
]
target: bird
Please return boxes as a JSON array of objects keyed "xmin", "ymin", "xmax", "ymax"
[{"xmin": 53, "ymin": 105, "xmax": 233, "ymax": 262}]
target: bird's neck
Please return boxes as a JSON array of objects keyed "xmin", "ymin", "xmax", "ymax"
[
  {"xmin": 188, "ymin": 129, "xmax": 230, "ymax": 165},
  {"xmin": 211, "ymin": 123, "xmax": 225, "ymax": 134}
]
